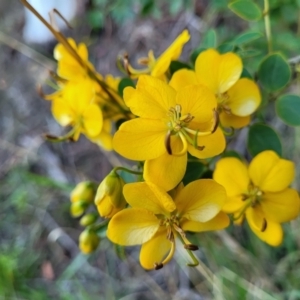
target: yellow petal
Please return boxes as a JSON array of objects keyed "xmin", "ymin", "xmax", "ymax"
[
  {"xmin": 107, "ymin": 208, "xmax": 159, "ymax": 246},
  {"xmin": 176, "ymin": 85, "xmax": 217, "ymax": 124},
  {"xmin": 144, "ymin": 137, "xmax": 187, "ymax": 191},
  {"xmin": 89, "ymin": 119, "xmax": 113, "ymax": 150},
  {"xmin": 83, "ymin": 103, "xmax": 103, "ymax": 137},
  {"xmin": 151, "ymin": 30, "xmax": 190, "ymax": 77},
  {"xmin": 51, "ymin": 97, "xmax": 74, "ymax": 126},
  {"xmin": 213, "ymin": 157, "xmax": 249, "ymax": 197},
  {"xmin": 181, "ymin": 211, "xmax": 230, "ymax": 232},
  {"xmin": 219, "ymin": 112, "xmax": 250, "ymax": 128},
  {"xmin": 246, "ymin": 207, "xmax": 283, "ymax": 246},
  {"xmin": 261, "ymin": 189, "xmax": 300, "ymax": 223},
  {"xmin": 249, "ymin": 151, "xmax": 295, "ymax": 192},
  {"xmin": 124, "ymin": 75, "xmax": 176, "ymax": 118},
  {"xmin": 226, "ymin": 78, "xmax": 261, "ymax": 116},
  {"xmin": 113, "ymin": 118, "xmax": 166, "ymax": 161},
  {"xmin": 187, "ymin": 127, "xmax": 226, "ymax": 159},
  {"xmin": 195, "ymin": 49, "xmax": 242, "ymax": 94},
  {"xmin": 222, "ymin": 196, "xmax": 245, "ymax": 213},
  {"xmin": 169, "ymin": 69, "xmax": 198, "ymax": 91},
  {"xmin": 140, "ymin": 228, "xmax": 171, "ymax": 270},
  {"xmin": 123, "ymin": 182, "xmax": 176, "ymax": 214},
  {"xmin": 175, "ymin": 179, "xmax": 227, "ymax": 222}
]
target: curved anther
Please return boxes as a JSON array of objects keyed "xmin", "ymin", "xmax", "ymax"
[
  {"xmin": 261, "ymin": 218, "xmax": 267, "ymax": 232},
  {"xmin": 154, "ymin": 263, "xmax": 164, "ymax": 270},
  {"xmin": 184, "ymin": 244, "xmax": 199, "ymax": 251},
  {"xmin": 164, "ymin": 130, "xmax": 172, "ymax": 155},
  {"xmin": 211, "ymin": 108, "xmax": 219, "ymax": 133},
  {"xmin": 170, "ymin": 132, "xmax": 188, "ymax": 156}
]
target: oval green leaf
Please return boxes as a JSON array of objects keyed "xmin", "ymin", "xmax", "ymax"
[
  {"xmin": 258, "ymin": 53, "xmax": 291, "ymax": 92},
  {"xmin": 228, "ymin": 0, "xmax": 262, "ymax": 21},
  {"xmin": 201, "ymin": 29, "xmax": 217, "ymax": 48},
  {"xmin": 234, "ymin": 31, "xmax": 263, "ymax": 45},
  {"xmin": 276, "ymin": 94, "xmax": 300, "ymax": 126},
  {"xmin": 247, "ymin": 123, "xmax": 282, "ymax": 157}
]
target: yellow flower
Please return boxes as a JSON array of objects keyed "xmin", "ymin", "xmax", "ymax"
[
  {"xmin": 125, "ymin": 30, "xmax": 190, "ymax": 79},
  {"xmin": 213, "ymin": 150, "xmax": 299, "ymax": 246},
  {"xmin": 107, "ymin": 180, "xmax": 229, "ymax": 269},
  {"xmin": 54, "ymin": 38, "xmax": 95, "ymax": 80},
  {"xmin": 79, "ymin": 229, "xmax": 100, "ymax": 254},
  {"xmin": 94, "ymin": 171, "xmax": 127, "ymax": 218},
  {"xmin": 170, "ymin": 48, "xmax": 261, "ymax": 128},
  {"xmin": 113, "ymin": 75, "xmax": 225, "ymax": 191},
  {"xmin": 50, "ymin": 78, "xmax": 103, "ymax": 141}
]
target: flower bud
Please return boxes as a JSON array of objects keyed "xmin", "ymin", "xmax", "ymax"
[
  {"xmin": 94, "ymin": 171, "xmax": 126, "ymax": 218},
  {"xmin": 70, "ymin": 181, "xmax": 97, "ymax": 203},
  {"xmin": 70, "ymin": 200, "xmax": 89, "ymax": 217},
  {"xmin": 79, "ymin": 213, "xmax": 98, "ymax": 227},
  {"xmin": 79, "ymin": 229, "xmax": 100, "ymax": 254}
]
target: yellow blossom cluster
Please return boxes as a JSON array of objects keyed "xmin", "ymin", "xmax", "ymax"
[{"xmin": 41, "ymin": 27, "xmax": 299, "ymax": 270}]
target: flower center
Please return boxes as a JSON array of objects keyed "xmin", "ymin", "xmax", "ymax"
[
  {"xmin": 164, "ymin": 104, "xmax": 219, "ymax": 156},
  {"xmin": 217, "ymin": 92, "xmax": 232, "ymax": 115},
  {"xmin": 154, "ymin": 214, "xmax": 199, "ymax": 270}
]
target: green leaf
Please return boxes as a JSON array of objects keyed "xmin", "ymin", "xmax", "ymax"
[
  {"xmin": 237, "ymin": 49, "xmax": 262, "ymax": 58},
  {"xmin": 228, "ymin": 0, "xmax": 262, "ymax": 21},
  {"xmin": 201, "ymin": 29, "xmax": 217, "ymax": 48},
  {"xmin": 247, "ymin": 123, "xmax": 282, "ymax": 157},
  {"xmin": 118, "ymin": 78, "xmax": 135, "ymax": 97},
  {"xmin": 276, "ymin": 94, "xmax": 300, "ymax": 126},
  {"xmin": 234, "ymin": 31, "xmax": 263, "ymax": 45},
  {"xmin": 169, "ymin": 60, "xmax": 192, "ymax": 76},
  {"xmin": 258, "ymin": 53, "xmax": 291, "ymax": 92},
  {"xmin": 217, "ymin": 42, "xmax": 234, "ymax": 53},
  {"xmin": 240, "ymin": 68, "xmax": 252, "ymax": 79},
  {"xmin": 182, "ymin": 160, "xmax": 206, "ymax": 185},
  {"xmin": 87, "ymin": 10, "xmax": 104, "ymax": 29}
]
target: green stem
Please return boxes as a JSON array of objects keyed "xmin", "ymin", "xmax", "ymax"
[
  {"xmin": 91, "ymin": 220, "xmax": 109, "ymax": 232},
  {"xmin": 113, "ymin": 166, "xmax": 143, "ymax": 176},
  {"xmin": 264, "ymin": 0, "xmax": 272, "ymax": 53}
]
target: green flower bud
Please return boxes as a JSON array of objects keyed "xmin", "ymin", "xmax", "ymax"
[
  {"xmin": 79, "ymin": 229, "xmax": 100, "ymax": 254},
  {"xmin": 70, "ymin": 181, "xmax": 96, "ymax": 204},
  {"xmin": 70, "ymin": 200, "xmax": 89, "ymax": 217},
  {"xmin": 79, "ymin": 213, "xmax": 98, "ymax": 227},
  {"xmin": 95, "ymin": 171, "xmax": 126, "ymax": 218}
]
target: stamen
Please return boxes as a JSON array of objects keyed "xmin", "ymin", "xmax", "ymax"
[
  {"xmin": 159, "ymin": 241, "xmax": 176, "ymax": 268},
  {"xmin": 164, "ymin": 130, "xmax": 172, "ymax": 155},
  {"xmin": 170, "ymin": 132, "xmax": 188, "ymax": 156},
  {"xmin": 211, "ymin": 108, "xmax": 219, "ymax": 133},
  {"xmin": 180, "ymin": 113, "xmax": 194, "ymax": 123},
  {"xmin": 154, "ymin": 263, "xmax": 164, "ymax": 270},
  {"xmin": 261, "ymin": 218, "xmax": 267, "ymax": 232},
  {"xmin": 184, "ymin": 244, "xmax": 199, "ymax": 251}
]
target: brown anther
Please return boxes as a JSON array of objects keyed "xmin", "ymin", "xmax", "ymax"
[
  {"xmin": 182, "ymin": 113, "xmax": 194, "ymax": 123},
  {"xmin": 37, "ymin": 84, "xmax": 45, "ymax": 98},
  {"xmin": 211, "ymin": 108, "xmax": 219, "ymax": 133},
  {"xmin": 138, "ymin": 57, "xmax": 150, "ymax": 65},
  {"xmin": 44, "ymin": 134, "xmax": 59, "ymax": 141},
  {"xmin": 261, "ymin": 218, "xmax": 267, "ymax": 232},
  {"xmin": 184, "ymin": 244, "xmax": 199, "ymax": 251},
  {"xmin": 164, "ymin": 130, "xmax": 172, "ymax": 155},
  {"xmin": 241, "ymin": 194, "xmax": 248, "ymax": 201},
  {"xmin": 154, "ymin": 263, "xmax": 164, "ymax": 270},
  {"xmin": 197, "ymin": 145, "xmax": 205, "ymax": 151},
  {"xmin": 122, "ymin": 53, "xmax": 131, "ymax": 76}
]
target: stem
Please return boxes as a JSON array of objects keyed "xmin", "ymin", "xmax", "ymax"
[
  {"xmin": 113, "ymin": 166, "xmax": 143, "ymax": 176},
  {"xmin": 263, "ymin": 0, "xmax": 272, "ymax": 53}
]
